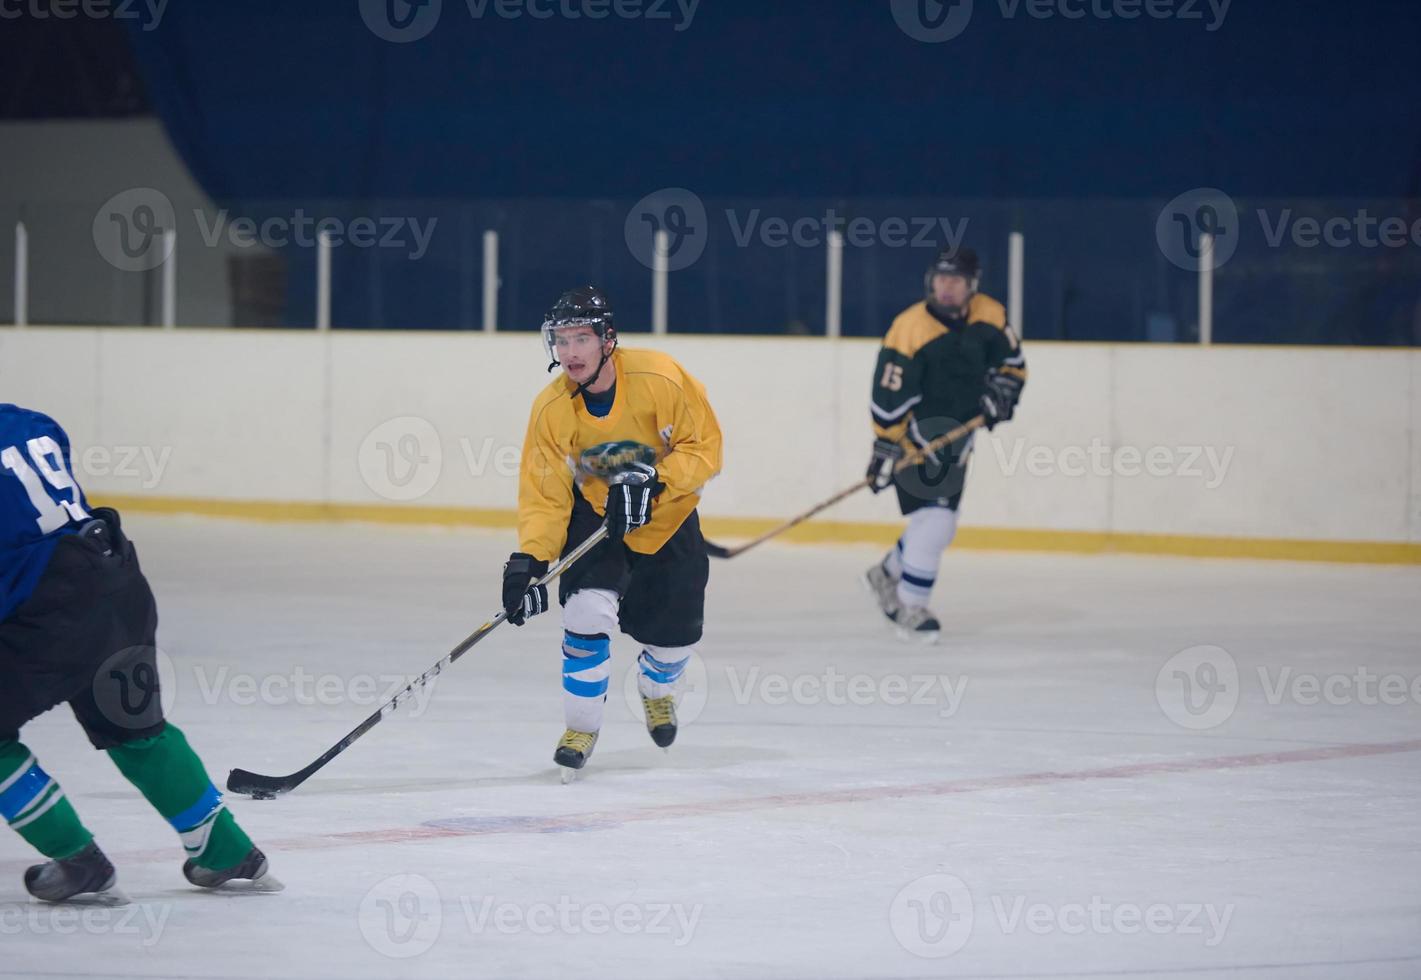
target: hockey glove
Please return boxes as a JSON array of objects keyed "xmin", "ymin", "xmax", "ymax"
[
  {"xmin": 865, "ymin": 438, "xmax": 904, "ymax": 493},
  {"xmin": 502, "ymin": 553, "xmax": 549, "ymax": 626},
  {"xmin": 605, "ymin": 462, "xmax": 664, "ymax": 542},
  {"xmin": 980, "ymin": 370, "xmax": 1024, "ymax": 430}
]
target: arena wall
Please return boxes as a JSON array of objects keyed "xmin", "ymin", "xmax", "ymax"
[{"xmin": 3, "ymin": 328, "xmax": 1418, "ymax": 563}]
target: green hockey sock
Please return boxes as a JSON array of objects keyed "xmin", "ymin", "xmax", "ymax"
[
  {"xmin": 106, "ymin": 723, "xmax": 253, "ymax": 871},
  {"xmin": 0, "ymin": 739, "xmax": 94, "ymax": 860}
]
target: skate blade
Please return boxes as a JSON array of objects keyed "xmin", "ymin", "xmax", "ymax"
[
  {"xmin": 895, "ymin": 627, "xmax": 940, "ymax": 645},
  {"xmin": 238, "ymin": 872, "xmax": 285, "ymax": 893},
  {"xmin": 37, "ymin": 886, "xmax": 131, "ymax": 908},
  {"xmin": 559, "ymin": 767, "xmax": 579, "ymax": 785},
  {"xmin": 202, "ymin": 873, "xmax": 286, "ymax": 894}
]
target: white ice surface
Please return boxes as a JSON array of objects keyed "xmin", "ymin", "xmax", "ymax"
[{"xmin": 3, "ymin": 514, "xmax": 1419, "ymax": 980}]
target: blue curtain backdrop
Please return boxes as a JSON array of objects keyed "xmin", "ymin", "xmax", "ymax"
[{"xmin": 123, "ymin": 1, "xmax": 1421, "ymax": 339}]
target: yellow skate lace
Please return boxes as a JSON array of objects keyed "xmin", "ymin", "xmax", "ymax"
[
  {"xmin": 558, "ymin": 730, "xmax": 597, "ymax": 753},
  {"xmin": 641, "ymin": 695, "xmax": 676, "ymax": 729}
]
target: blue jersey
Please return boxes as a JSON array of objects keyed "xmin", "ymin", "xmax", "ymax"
[{"xmin": 0, "ymin": 405, "xmax": 92, "ymax": 623}]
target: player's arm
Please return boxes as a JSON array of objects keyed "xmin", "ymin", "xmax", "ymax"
[
  {"xmin": 654, "ymin": 369, "xmax": 723, "ymax": 506},
  {"xmin": 869, "ymin": 341, "xmax": 924, "ymax": 445},
  {"xmin": 516, "ymin": 400, "xmax": 574, "ymax": 564},
  {"xmin": 974, "ymin": 312, "xmax": 1027, "ymax": 429},
  {"xmin": 866, "ymin": 329, "xmax": 925, "ymax": 490},
  {"xmin": 504, "ymin": 400, "xmax": 574, "ymax": 626}
]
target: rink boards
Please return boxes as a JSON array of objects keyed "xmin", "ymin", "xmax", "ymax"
[{"xmin": 2, "ymin": 327, "xmax": 1418, "ymax": 563}]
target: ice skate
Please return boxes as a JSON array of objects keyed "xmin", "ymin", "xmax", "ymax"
[
  {"xmin": 862, "ymin": 558, "xmax": 901, "ymax": 621},
  {"xmin": 891, "ymin": 604, "xmax": 941, "ymax": 644},
  {"xmin": 555, "ymin": 729, "xmax": 599, "ymax": 782},
  {"xmin": 183, "ymin": 846, "xmax": 284, "ymax": 893},
  {"xmin": 641, "ymin": 693, "xmax": 678, "ymax": 749},
  {"xmin": 24, "ymin": 842, "xmax": 127, "ymax": 906}
]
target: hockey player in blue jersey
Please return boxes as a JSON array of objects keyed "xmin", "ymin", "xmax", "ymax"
[{"xmin": 0, "ymin": 404, "xmax": 278, "ymax": 903}]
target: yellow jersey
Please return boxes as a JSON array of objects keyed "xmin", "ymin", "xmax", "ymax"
[{"xmin": 518, "ymin": 347, "xmax": 723, "ymax": 561}]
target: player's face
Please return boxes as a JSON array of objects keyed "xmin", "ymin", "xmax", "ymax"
[
  {"xmin": 555, "ymin": 327, "xmax": 610, "ymax": 384},
  {"xmin": 931, "ymin": 273, "xmax": 972, "ymax": 310}
]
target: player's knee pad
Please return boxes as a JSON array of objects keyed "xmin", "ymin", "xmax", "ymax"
[
  {"xmin": 638, "ymin": 644, "xmax": 692, "ymax": 697},
  {"xmin": 640, "ymin": 645, "xmax": 693, "ymax": 681},
  {"xmin": 562, "ymin": 632, "xmax": 611, "ymax": 702},
  {"xmin": 563, "ymin": 588, "xmax": 619, "ymax": 637}
]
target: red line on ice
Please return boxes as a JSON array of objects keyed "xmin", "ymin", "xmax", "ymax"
[{"xmin": 5, "ymin": 737, "xmax": 1419, "ymax": 872}]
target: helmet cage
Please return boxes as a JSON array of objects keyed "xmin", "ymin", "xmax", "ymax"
[
  {"xmin": 924, "ymin": 263, "xmax": 981, "ymax": 297},
  {"xmin": 542, "ymin": 316, "xmax": 616, "ymax": 370}
]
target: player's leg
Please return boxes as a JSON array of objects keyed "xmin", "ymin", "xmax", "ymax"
[
  {"xmin": 68, "ymin": 510, "xmax": 277, "ymax": 890},
  {"xmin": 557, "ymin": 587, "xmax": 619, "ymax": 768},
  {"xmin": 892, "ymin": 504, "xmax": 958, "ymax": 618},
  {"xmin": 552, "ymin": 493, "xmax": 630, "ymax": 772},
  {"xmin": 0, "ymin": 531, "xmax": 126, "ymax": 902},
  {"xmin": 872, "ymin": 445, "xmax": 971, "ymax": 640},
  {"xmin": 620, "ymin": 510, "xmax": 710, "ymax": 748},
  {"xmin": 0, "ymin": 725, "xmax": 116, "ymax": 902}
]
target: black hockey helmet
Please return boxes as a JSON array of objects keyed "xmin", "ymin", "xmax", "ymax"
[
  {"xmin": 924, "ymin": 247, "xmax": 981, "ymax": 296},
  {"xmin": 542, "ymin": 285, "xmax": 617, "ymax": 371}
]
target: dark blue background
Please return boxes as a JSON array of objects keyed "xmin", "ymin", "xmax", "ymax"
[{"xmin": 117, "ymin": 1, "xmax": 1421, "ymax": 340}]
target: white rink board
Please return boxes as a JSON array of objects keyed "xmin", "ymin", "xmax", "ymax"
[{"xmin": 1, "ymin": 327, "xmax": 1418, "ymax": 544}]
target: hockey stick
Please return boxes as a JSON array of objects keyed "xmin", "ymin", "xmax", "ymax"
[
  {"xmin": 703, "ymin": 416, "xmax": 985, "ymax": 560},
  {"xmin": 227, "ymin": 524, "xmax": 610, "ymax": 799}
]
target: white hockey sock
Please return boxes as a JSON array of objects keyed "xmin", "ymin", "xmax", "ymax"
[
  {"xmin": 895, "ymin": 506, "xmax": 958, "ymax": 608},
  {"xmin": 637, "ymin": 645, "xmax": 693, "ymax": 700}
]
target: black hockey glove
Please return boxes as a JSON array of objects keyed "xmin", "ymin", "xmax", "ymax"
[
  {"xmin": 502, "ymin": 553, "xmax": 549, "ymax": 626},
  {"xmin": 866, "ymin": 438, "xmax": 905, "ymax": 493},
  {"xmin": 980, "ymin": 370, "xmax": 1024, "ymax": 430},
  {"xmin": 605, "ymin": 463, "xmax": 664, "ymax": 542}
]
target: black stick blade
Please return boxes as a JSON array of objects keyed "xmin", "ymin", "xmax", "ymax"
[
  {"xmin": 227, "ymin": 768, "xmax": 299, "ymax": 800},
  {"xmin": 704, "ymin": 539, "xmax": 733, "ymax": 559}
]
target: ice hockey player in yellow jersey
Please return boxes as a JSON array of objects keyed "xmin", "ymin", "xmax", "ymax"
[
  {"xmin": 500, "ymin": 286, "xmax": 723, "ymax": 777},
  {"xmin": 864, "ymin": 249, "xmax": 1027, "ymax": 642}
]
